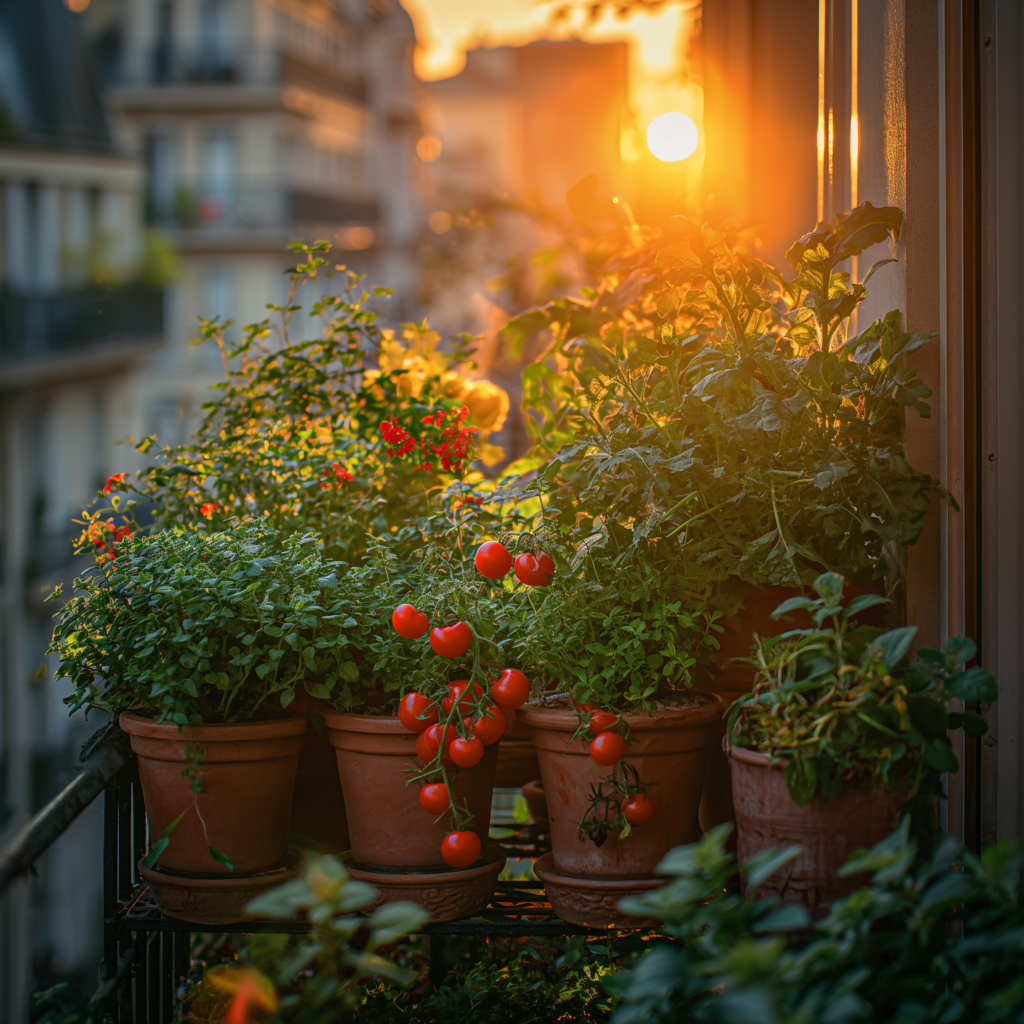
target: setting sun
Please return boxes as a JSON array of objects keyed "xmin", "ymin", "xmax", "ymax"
[{"xmin": 646, "ymin": 112, "xmax": 699, "ymax": 162}]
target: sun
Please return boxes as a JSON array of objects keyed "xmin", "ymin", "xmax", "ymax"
[{"xmin": 646, "ymin": 112, "xmax": 699, "ymax": 162}]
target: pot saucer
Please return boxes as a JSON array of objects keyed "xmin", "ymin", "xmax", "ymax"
[
  {"xmin": 533, "ymin": 852, "xmax": 664, "ymax": 928},
  {"xmin": 345, "ymin": 847, "xmax": 505, "ymax": 922},
  {"xmin": 139, "ymin": 849, "xmax": 301, "ymax": 926}
]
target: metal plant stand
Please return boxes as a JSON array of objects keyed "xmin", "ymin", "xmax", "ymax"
[{"xmin": 100, "ymin": 755, "xmax": 642, "ymax": 1022}]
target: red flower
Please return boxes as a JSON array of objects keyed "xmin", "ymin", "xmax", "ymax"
[
  {"xmin": 318, "ymin": 463, "xmax": 354, "ymax": 491},
  {"xmin": 199, "ymin": 503, "xmax": 219, "ymax": 520},
  {"xmin": 103, "ymin": 473, "xmax": 129, "ymax": 494}
]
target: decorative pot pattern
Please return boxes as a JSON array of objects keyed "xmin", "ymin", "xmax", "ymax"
[
  {"xmin": 120, "ymin": 713, "xmax": 306, "ymax": 875},
  {"xmin": 729, "ymin": 744, "xmax": 907, "ymax": 918},
  {"xmin": 533, "ymin": 853, "xmax": 663, "ymax": 927},
  {"xmin": 139, "ymin": 853, "xmax": 300, "ymax": 926},
  {"xmin": 324, "ymin": 712, "xmax": 499, "ymax": 871},
  {"xmin": 345, "ymin": 849, "xmax": 505, "ymax": 922},
  {"xmin": 518, "ymin": 697, "xmax": 723, "ymax": 881}
]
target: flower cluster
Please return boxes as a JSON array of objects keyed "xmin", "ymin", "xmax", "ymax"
[
  {"xmin": 453, "ymin": 495, "xmax": 485, "ymax": 509},
  {"xmin": 86, "ymin": 519, "xmax": 133, "ymax": 565},
  {"xmin": 378, "ymin": 407, "xmax": 476, "ymax": 474},
  {"xmin": 318, "ymin": 463, "xmax": 354, "ymax": 491},
  {"xmin": 103, "ymin": 472, "xmax": 129, "ymax": 495},
  {"xmin": 199, "ymin": 503, "xmax": 219, "ymax": 520}
]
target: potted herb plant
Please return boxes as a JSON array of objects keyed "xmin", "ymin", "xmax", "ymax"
[
  {"xmin": 48, "ymin": 518, "xmax": 361, "ymax": 923},
  {"xmin": 499, "ymin": 200, "xmax": 949, "ymax": 831},
  {"xmin": 725, "ymin": 572, "xmax": 996, "ymax": 917},
  {"xmin": 86, "ymin": 241, "xmax": 511, "ymax": 857},
  {"xmin": 502, "ymin": 533, "xmax": 723, "ymax": 926}
]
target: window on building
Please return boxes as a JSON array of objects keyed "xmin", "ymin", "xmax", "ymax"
[{"xmin": 201, "ymin": 131, "xmax": 235, "ymax": 225}]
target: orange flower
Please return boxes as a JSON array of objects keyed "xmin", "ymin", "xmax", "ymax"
[
  {"xmin": 103, "ymin": 473, "xmax": 129, "ymax": 494},
  {"xmin": 200, "ymin": 503, "xmax": 219, "ymax": 520},
  {"xmin": 206, "ymin": 967, "xmax": 279, "ymax": 1024}
]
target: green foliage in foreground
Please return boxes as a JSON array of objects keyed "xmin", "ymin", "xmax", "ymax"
[
  {"xmin": 728, "ymin": 572, "xmax": 997, "ymax": 808},
  {"xmin": 610, "ymin": 821, "xmax": 1024, "ymax": 1024}
]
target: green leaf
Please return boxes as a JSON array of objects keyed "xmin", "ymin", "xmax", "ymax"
[
  {"xmin": 208, "ymin": 845, "xmax": 236, "ymax": 871},
  {"xmin": 745, "ymin": 844, "xmax": 802, "ymax": 892},
  {"xmin": 945, "ymin": 666, "xmax": 997, "ymax": 703},
  {"xmin": 907, "ymin": 695, "xmax": 948, "ymax": 739},
  {"xmin": 924, "ymin": 737, "xmax": 960, "ymax": 773},
  {"xmin": 874, "ymin": 626, "xmax": 917, "ymax": 668},
  {"xmin": 783, "ymin": 755, "xmax": 818, "ymax": 807},
  {"xmin": 141, "ymin": 837, "xmax": 169, "ymax": 869},
  {"xmin": 947, "ymin": 710, "xmax": 988, "ymax": 737}
]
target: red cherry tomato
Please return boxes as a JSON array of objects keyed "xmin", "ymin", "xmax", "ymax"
[
  {"xmin": 398, "ymin": 693, "xmax": 437, "ymax": 733},
  {"xmin": 514, "ymin": 551, "xmax": 554, "ymax": 587},
  {"xmin": 441, "ymin": 830, "xmax": 481, "ymax": 869},
  {"xmin": 441, "ymin": 680, "xmax": 484, "ymax": 716},
  {"xmin": 415, "ymin": 729, "xmax": 435, "ymax": 763},
  {"xmin": 392, "ymin": 603, "xmax": 429, "ymax": 639},
  {"xmin": 466, "ymin": 705, "xmax": 505, "ymax": 745},
  {"xmin": 430, "ymin": 620, "xmax": 472, "ymax": 659},
  {"xmin": 474, "ymin": 541, "xmax": 513, "ymax": 579},
  {"xmin": 419, "ymin": 783, "xmax": 450, "ymax": 815},
  {"xmin": 449, "ymin": 736, "xmax": 484, "ymax": 767},
  {"xmin": 424, "ymin": 723, "xmax": 455, "ymax": 754},
  {"xmin": 589, "ymin": 710, "xmax": 618, "ymax": 734},
  {"xmin": 590, "ymin": 731, "xmax": 625, "ymax": 766},
  {"xmin": 622, "ymin": 792, "xmax": 656, "ymax": 825},
  {"xmin": 491, "ymin": 668, "xmax": 530, "ymax": 709}
]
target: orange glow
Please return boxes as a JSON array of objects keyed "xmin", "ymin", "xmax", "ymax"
[
  {"xmin": 817, "ymin": 0, "xmax": 826, "ymax": 222},
  {"xmin": 416, "ymin": 135, "xmax": 443, "ymax": 162}
]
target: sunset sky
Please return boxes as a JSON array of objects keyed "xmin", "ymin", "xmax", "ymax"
[{"xmin": 399, "ymin": 0, "xmax": 702, "ymax": 149}]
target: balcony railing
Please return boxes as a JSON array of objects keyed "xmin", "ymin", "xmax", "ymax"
[
  {"xmin": 146, "ymin": 184, "xmax": 379, "ymax": 231},
  {"xmin": 0, "ymin": 283, "xmax": 164, "ymax": 363}
]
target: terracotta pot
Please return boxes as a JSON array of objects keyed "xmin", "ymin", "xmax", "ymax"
[
  {"xmin": 139, "ymin": 851, "xmax": 300, "ymax": 925},
  {"xmin": 324, "ymin": 713, "xmax": 499, "ymax": 871},
  {"xmin": 494, "ymin": 713, "xmax": 541, "ymax": 788},
  {"xmin": 693, "ymin": 580, "xmax": 892, "ymax": 834},
  {"xmin": 120, "ymin": 713, "xmax": 306, "ymax": 875},
  {"xmin": 345, "ymin": 848, "xmax": 506, "ymax": 922},
  {"xmin": 729, "ymin": 744, "xmax": 907, "ymax": 918},
  {"xmin": 518, "ymin": 696, "xmax": 723, "ymax": 881},
  {"xmin": 533, "ymin": 852, "xmax": 663, "ymax": 927},
  {"xmin": 289, "ymin": 720, "xmax": 350, "ymax": 853},
  {"xmin": 521, "ymin": 778, "xmax": 548, "ymax": 826}
]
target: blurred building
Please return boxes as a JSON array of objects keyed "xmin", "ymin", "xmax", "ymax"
[
  {"xmin": 96, "ymin": 0, "xmax": 422, "ymax": 443},
  {"xmin": 0, "ymin": 1, "xmax": 162, "ymax": 1019}
]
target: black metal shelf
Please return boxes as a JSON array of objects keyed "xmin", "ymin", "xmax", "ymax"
[{"xmin": 101, "ymin": 757, "xmax": 648, "ymax": 1022}]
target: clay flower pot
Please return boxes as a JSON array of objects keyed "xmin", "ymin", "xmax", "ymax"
[
  {"xmin": 729, "ymin": 744, "xmax": 907, "ymax": 918},
  {"xmin": 324, "ymin": 713, "xmax": 499, "ymax": 871},
  {"xmin": 518, "ymin": 696, "xmax": 724, "ymax": 881},
  {"xmin": 693, "ymin": 580, "xmax": 892, "ymax": 833},
  {"xmin": 120, "ymin": 713, "xmax": 306, "ymax": 875}
]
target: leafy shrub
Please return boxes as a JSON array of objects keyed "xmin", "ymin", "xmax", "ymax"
[
  {"xmin": 501, "ymin": 202, "xmax": 949, "ymax": 596},
  {"xmin": 727, "ymin": 572, "xmax": 996, "ymax": 809},
  {"xmin": 609, "ymin": 820, "xmax": 1024, "ymax": 1023},
  {"xmin": 50, "ymin": 518, "xmax": 361, "ymax": 724},
  {"xmin": 85, "ymin": 241, "xmax": 508, "ymax": 566}
]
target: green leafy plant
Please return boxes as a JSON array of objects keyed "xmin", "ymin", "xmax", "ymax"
[
  {"xmin": 82, "ymin": 240, "xmax": 509, "ymax": 567},
  {"xmin": 187, "ymin": 854, "xmax": 430, "ymax": 1023},
  {"xmin": 609, "ymin": 820, "xmax": 1024, "ymax": 1023},
  {"xmin": 727, "ymin": 571, "xmax": 996, "ymax": 809},
  {"xmin": 501, "ymin": 201, "xmax": 950, "ymax": 599},
  {"xmin": 49, "ymin": 518, "xmax": 361, "ymax": 725}
]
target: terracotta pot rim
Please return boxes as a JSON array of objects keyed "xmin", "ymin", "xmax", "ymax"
[
  {"xmin": 323, "ymin": 712, "xmax": 404, "ymax": 734},
  {"xmin": 726, "ymin": 744, "xmax": 787, "ymax": 768},
  {"xmin": 345, "ymin": 846, "xmax": 505, "ymax": 883},
  {"xmin": 138, "ymin": 849, "xmax": 300, "ymax": 885},
  {"xmin": 518, "ymin": 692, "xmax": 724, "ymax": 732},
  {"xmin": 120, "ymin": 712, "xmax": 307, "ymax": 742},
  {"xmin": 534, "ymin": 852, "xmax": 665, "ymax": 890}
]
